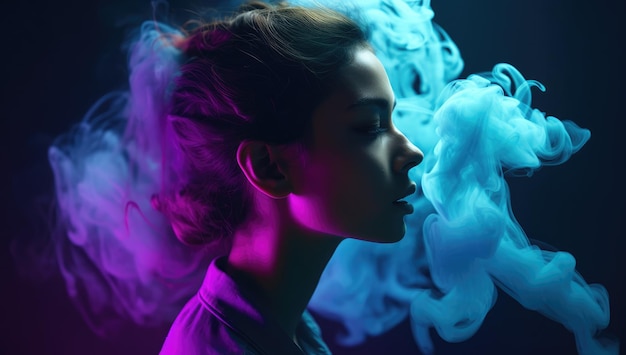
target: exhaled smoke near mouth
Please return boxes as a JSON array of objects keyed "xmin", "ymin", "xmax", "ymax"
[
  {"xmin": 410, "ymin": 65, "xmax": 614, "ymax": 355},
  {"xmin": 35, "ymin": 0, "xmax": 617, "ymax": 353}
]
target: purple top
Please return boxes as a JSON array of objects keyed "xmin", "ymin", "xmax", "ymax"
[{"xmin": 160, "ymin": 257, "xmax": 332, "ymax": 354}]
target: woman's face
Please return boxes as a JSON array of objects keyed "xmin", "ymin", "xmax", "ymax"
[{"xmin": 287, "ymin": 47, "xmax": 424, "ymax": 243}]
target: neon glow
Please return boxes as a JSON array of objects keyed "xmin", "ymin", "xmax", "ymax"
[{"xmin": 41, "ymin": 0, "xmax": 618, "ymax": 354}]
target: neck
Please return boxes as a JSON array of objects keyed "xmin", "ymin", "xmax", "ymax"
[{"xmin": 226, "ymin": 205, "xmax": 340, "ymax": 339}]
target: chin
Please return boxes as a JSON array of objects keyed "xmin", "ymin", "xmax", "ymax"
[{"xmin": 357, "ymin": 224, "xmax": 406, "ymax": 244}]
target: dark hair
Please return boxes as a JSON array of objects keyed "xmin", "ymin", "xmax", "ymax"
[{"xmin": 155, "ymin": 1, "xmax": 370, "ymax": 246}]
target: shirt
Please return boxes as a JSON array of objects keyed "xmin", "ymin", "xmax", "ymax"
[{"xmin": 160, "ymin": 257, "xmax": 332, "ymax": 355}]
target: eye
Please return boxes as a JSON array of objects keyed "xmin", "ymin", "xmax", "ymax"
[
  {"xmin": 356, "ymin": 119, "xmax": 389, "ymax": 136},
  {"xmin": 358, "ymin": 124, "xmax": 388, "ymax": 135}
]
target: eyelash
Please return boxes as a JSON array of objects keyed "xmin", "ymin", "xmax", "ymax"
[{"xmin": 358, "ymin": 123, "xmax": 388, "ymax": 136}]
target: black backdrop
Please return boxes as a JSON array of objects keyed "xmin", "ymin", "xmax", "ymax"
[{"xmin": 2, "ymin": 0, "xmax": 624, "ymax": 354}]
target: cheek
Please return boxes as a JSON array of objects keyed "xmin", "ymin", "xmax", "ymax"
[
  {"xmin": 289, "ymin": 157, "xmax": 361, "ymax": 232},
  {"xmin": 289, "ymin": 148, "xmax": 394, "ymax": 238}
]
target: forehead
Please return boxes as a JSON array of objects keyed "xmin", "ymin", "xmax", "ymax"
[
  {"xmin": 332, "ymin": 48, "xmax": 394, "ymax": 107},
  {"xmin": 312, "ymin": 48, "xmax": 395, "ymax": 124}
]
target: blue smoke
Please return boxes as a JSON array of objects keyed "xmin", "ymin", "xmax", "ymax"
[
  {"xmin": 410, "ymin": 65, "xmax": 613, "ymax": 355},
  {"xmin": 302, "ymin": 1, "xmax": 618, "ymax": 354}
]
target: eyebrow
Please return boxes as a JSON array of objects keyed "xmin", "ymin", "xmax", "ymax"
[{"xmin": 346, "ymin": 97, "xmax": 397, "ymax": 111}]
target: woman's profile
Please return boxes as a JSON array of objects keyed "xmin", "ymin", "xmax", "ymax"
[{"xmin": 155, "ymin": 2, "xmax": 422, "ymax": 353}]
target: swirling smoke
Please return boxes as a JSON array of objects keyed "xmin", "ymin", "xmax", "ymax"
[{"xmin": 35, "ymin": 0, "xmax": 617, "ymax": 354}]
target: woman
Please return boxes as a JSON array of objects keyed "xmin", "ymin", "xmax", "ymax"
[{"xmin": 153, "ymin": 1, "xmax": 423, "ymax": 353}]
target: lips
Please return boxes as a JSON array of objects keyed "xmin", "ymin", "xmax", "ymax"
[{"xmin": 393, "ymin": 183, "xmax": 417, "ymax": 203}]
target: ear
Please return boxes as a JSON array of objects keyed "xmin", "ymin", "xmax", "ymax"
[{"xmin": 236, "ymin": 140, "xmax": 293, "ymax": 199}]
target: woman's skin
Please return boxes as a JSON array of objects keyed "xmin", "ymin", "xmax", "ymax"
[{"xmin": 227, "ymin": 47, "xmax": 424, "ymax": 346}]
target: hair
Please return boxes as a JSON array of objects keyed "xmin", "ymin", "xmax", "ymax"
[{"xmin": 154, "ymin": 1, "xmax": 370, "ymax": 246}]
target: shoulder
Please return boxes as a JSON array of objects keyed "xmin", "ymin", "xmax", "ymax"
[{"xmin": 159, "ymin": 294, "xmax": 261, "ymax": 355}]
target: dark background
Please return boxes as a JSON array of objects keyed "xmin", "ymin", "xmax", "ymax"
[{"xmin": 2, "ymin": 0, "xmax": 624, "ymax": 354}]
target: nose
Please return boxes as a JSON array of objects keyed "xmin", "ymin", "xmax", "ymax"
[{"xmin": 394, "ymin": 130, "xmax": 424, "ymax": 173}]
